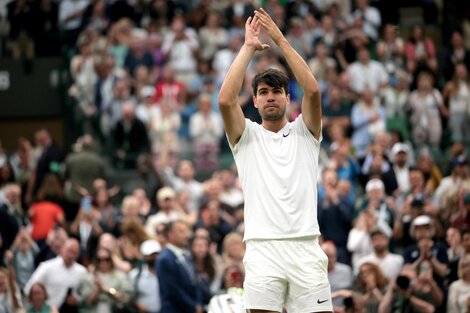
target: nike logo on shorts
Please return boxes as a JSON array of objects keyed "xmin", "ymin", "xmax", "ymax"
[{"xmin": 317, "ymin": 299, "xmax": 328, "ymax": 304}]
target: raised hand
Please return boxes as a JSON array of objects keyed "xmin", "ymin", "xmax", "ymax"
[
  {"xmin": 254, "ymin": 8, "xmax": 285, "ymax": 45},
  {"xmin": 244, "ymin": 15, "xmax": 270, "ymax": 51}
]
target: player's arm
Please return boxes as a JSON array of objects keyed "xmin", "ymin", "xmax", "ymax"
[
  {"xmin": 255, "ymin": 8, "xmax": 321, "ymax": 140},
  {"xmin": 218, "ymin": 16, "xmax": 269, "ymax": 146}
]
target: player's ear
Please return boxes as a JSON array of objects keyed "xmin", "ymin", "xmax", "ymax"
[
  {"xmin": 286, "ymin": 93, "xmax": 290, "ymax": 106},
  {"xmin": 253, "ymin": 96, "xmax": 258, "ymax": 108}
]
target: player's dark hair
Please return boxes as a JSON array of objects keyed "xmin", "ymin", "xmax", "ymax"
[{"xmin": 252, "ymin": 68, "xmax": 290, "ymax": 96}]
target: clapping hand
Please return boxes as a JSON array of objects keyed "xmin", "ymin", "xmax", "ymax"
[
  {"xmin": 244, "ymin": 15, "xmax": 270, "ymax": 51},
  {"xmin": 254, "ymin": 8, "xmax": 285, "ymax": 45}
]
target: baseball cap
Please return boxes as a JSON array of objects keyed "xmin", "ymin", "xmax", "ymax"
[
  {"xmin": 370, "ymin": 224, "xmax": 391, "ymax": 238},
  {"xmin": 157, "ymin": 187, "xmax": 176, "ymax": 201},
  {"xmin": 365, "ymin": 178, "xmax": 385, "ymax": 192},
  {"xmin": 452, "ymin": 154, "xmax": 468, "ymax": 167},
  {"xmin": 140, "ymin": 240, "xmax": 162, "ymax": 256},
  {"xmin": 409, "ymin": 215, "xmax": 435, "ymax": 238},
  {"xmin": 391, "ymin": 143, "xmax": 409, "ymax": 158}
]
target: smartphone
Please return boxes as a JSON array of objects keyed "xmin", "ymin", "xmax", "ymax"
[{"xmin": 81, "ymin": 196, "xmax": 92, "ymax": 214}]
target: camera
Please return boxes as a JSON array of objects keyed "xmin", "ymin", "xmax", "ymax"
[{"xmin": 396, "ymin": 275, "xmax": 410, "ymax": 290}]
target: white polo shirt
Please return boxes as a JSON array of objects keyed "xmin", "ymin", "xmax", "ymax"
[{"xmin": 230, "ymin": 115, "xmax": 322, "ymax": 241}]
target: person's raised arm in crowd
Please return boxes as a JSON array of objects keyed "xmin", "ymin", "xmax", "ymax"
[
  {"xmin": 254, "ymin": 8, "xmax": 322, "ymax": 140},
  {"xmin": 218, "ymin": 14, "xmax": 269, "ymax": 146}
]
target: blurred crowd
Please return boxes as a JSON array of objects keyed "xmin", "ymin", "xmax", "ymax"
[{"xmin": 1, "ymin": 0, "xmax": 470, "ymax": 312}]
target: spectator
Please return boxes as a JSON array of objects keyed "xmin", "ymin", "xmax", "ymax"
[
  {"xmin": 97, "ymin": 233, "xmax": 132, "ymax": 273},
  {"xmin": 446, "ymin": 226, "xmax": 465, "ymax": 263},
  {"xmin": 221, "ymin": 232, "xmax": 245, "ymax": 270},
  {"xmin": 113, "ymin": 102, "xmax": 150, "ymax": 169},
  {"xmin": 347, "ymin": 0, "xmax": 382, "ymax": 42},
  {"xmin": 390, "ymin": 143, "xmax": 412, "ymax": 196},
  {"xmin": 34, "ymin": 226, "xmax": 69, "ymax": 267},
  {"xmin": 58, "ymin": 0, "xmax": 89, "ymax": 49},
  {"xmin": 195, "ymin": 200, "xmax": 232, "ymax": 254},
  {"xmin": 162, "ymin": 15, "xmax": 199, "ymax": 85},
  {"xmin": 355, "ymin": 262, "xmax": 388, "ymax": 313},
  {"xmin": 101, "ymin": 79, "xmax": 136, "ymax": 137},
  {"xmin": 321, "ymin": 241, "xmax": 353, "ymax": 308},
  {"xmin": 119, "ymin": 218, "xmax": 150, "ymax": 265},
  {"xmin": 318, "ymin": 168, "xmax": 354, "ymax": 265},
  {"xmin": 26, "ymin": 129, "xmax": 62, "ymax": 204},
  {"xmin": 442, "ymin": 62, "xmax": 470, "ymax": 144},
  {"xmin": 351, "ymin": 88, "xmax": 386, "ymax": 158},
  {"xmin": 27, "ymin": 282, "xmax": 59, "ymax": 313},
  {"xmin": 128, "ymin": 239, "xmax": 162, "ymax": 313},
  {"xmin": 348, "ymin": 47, "xmax": 388, "ymax": 95},
  {"xmin": 0, "ymin": 183, "xmax": 21, "ymax": 267},
  {"xmin": 198, "ymin": 10, "xmax": 229, "ymax": 62},
  {"xmin": 135, "ymin": 86, "xmax": 159, "ymax": 130},
  {"xmin": 79, "ymin": 247, "xmax": 133, "ymax": 313},
  {"xmin": 404, "ymin": 24, "xmax": 438, "ymax": 77},
  {"xmin": 8, "ymin": 229, "xmax": 39, "ymax": 290},
  {"xmin": 145, "ymin": 187, "xmax": 184, "ymax": 236},
  {"xmin": 308, "ymin": 43, "xmax": 338, "ymax": 85},
  {"xmin": 64, "ymin": 135, "xmax": 106, "ymax": 222},
  {"xmin": 442, "ymin": 30, "xmax": 470, "ymax": 81},
  {"xmin": 407, "ymin": 71, "xmax": 443, "ymax": 149},
  {"xmin": 356, "ymin": 227, "xmax": 404, "ymax": 279},
  {"xmin": 447, "ymin": 254, "xmax": 470, "ymax": 313},
  {"xmin": 0, "ymin": 267, "xmax": 23, "ymax": 312},
  {"xmin": 376, "ymin": 23, "xmax": 405, "ymax": 70},
  {"xmin": 157, "ymin": 220, "xmax": 203, "ymax": 313},
  {"xmin": 24, "ymin": 238, "xmax": 87, "ymax": 310},
  {"xmin": 6, "ymin": 0, "xmax": 34, "ymax": 59},
  {"xmin": 189, "ymin": 93, "xmax": 224, "ymax": 173},
  {"xmin": 124, "ymin": 29, "xmax": 153, "ymax": 78}
]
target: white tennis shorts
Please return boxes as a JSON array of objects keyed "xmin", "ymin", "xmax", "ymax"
[{"xmin": 243, "ymin": 236, "xmax": 332, "ymax": 313}]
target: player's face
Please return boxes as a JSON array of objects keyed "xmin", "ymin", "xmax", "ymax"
[{"xmin": 253, "ymin": 83, "xmax": 289, "ymax": 121}]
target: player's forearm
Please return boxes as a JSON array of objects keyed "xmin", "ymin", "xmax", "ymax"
[
  {"xmin": 219, "ymin": 45, "xmax": 256, "ymax": 107},
  {"xmin": 277, "ymin": 39, "xmax": 320, "ymax": 97}
]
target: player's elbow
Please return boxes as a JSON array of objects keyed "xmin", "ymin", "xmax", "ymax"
[
  {"xmin": 304, "ymin": 84, "xmax": 320, "ymax": 98},
  {"xmin": 218, "ymin": 94, "xmax": 234, "ymax": 109}
]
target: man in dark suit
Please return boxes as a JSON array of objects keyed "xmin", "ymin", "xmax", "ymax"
[
  {"xmin": 0, "ymin": 183, "xmax": 21, "ymax": 266},
  {"xmin": 157, "ymin": 220, "xmax": 203, "ymax": 313}
]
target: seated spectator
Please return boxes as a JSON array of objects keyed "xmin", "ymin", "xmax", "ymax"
[
  {"xmin": 356, "ymin": 227, "xmax": 404, "ymax": 279},
  {"xmin": 221, "ymin": 232, "xmax": 245, "ymax": 271},
  {"xmin": 378, "ymin": 265, "xmax": 437, "ymax": 313},
  {"xmin": 195, "ymin": 200, "xmax": 232, "ymax": 254},
  {"xmin": 376, "ymin": 23, "xmax": 405, "ymax": 70},
  {"xmin": 347, "ymin": 47, "xmax": 388, "ymax": 95},
  {"xmin": 321, "ymin": 241, "xmax": 353, "ymax": 309},
  {"xmin": 347, "ymin": 209, "xmax": 376, "ymax": 270},
  {"xmin": 79, "ymin": 247, "xmax": 133, "ymax": 313},
  {"xmin": 450, "ymin": 191, "xmax": 470, "ymax": 230},
  {"xmin": 447, "ymin": 254, "xmax": 470, "ymax": 313},
  {"xmin": 27, "ymin": 282, "xmax": 59, "ymax": 313},
  {"xmin": 446, "ymin": 227, "xmax": 465, "ymax": 263},
  {"xmin": 124, "ymin": 29, "xmax": 153, "ymax": 78},
  {"xmin": 0, "ymin": 183, "xmax": 21, "ymax": 266},
  {"xmin": 97, "ymin": 233, "xmax": 131, "ymax": 273},
  {"xmin": 145, "ymin": 187, "xmax": 185, "ymax": 236},
  {"xmin": 360, "ymin": 148, "xmax": 398, "ymax": 196},
  {"xmin": 207, "ymin": 263, "xmax": 245, "ymax": 313},
  {"xmin": 442, "ymin": 30, "xmax": 470, "ymax": 81},
  {"xmin": 355, "ymin": 262, "xmax": 388, "ymax": 313}
]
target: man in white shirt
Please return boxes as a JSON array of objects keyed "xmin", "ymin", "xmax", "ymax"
[
  {"xmin": 218, "ymin": 8, "xmax": 332, "ymax": 313},
  {"xmin": 347, "ymin": 47, "xmax": 388, "ymax": 94},
  {"xmin": 24, "ymin": 238, "xmax": 87, "ymax": 308},
  {"xmin": 356, "ymin": 227, "xmax": 404, "ymax": 279}
]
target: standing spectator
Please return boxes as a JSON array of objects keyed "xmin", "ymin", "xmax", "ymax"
[
  {"xmin": 189, "ymin": 93, "xmax": 224, "ymax": 173},
  {"xmin": 347, "ymin": 47, "xmax": 388, "ymax": 95},
  {"xmin": 6, "ymin": 0, "xmax": 34, "ymax": 59},
  {"xmin": 24, "ymin": 238, "xmax": 87, "ymax": 310},
  {"xmin": 157, "ymin": 220, "xmax": 203, "ymax": 313},
  {"xmin": 26, "ymin": 129, "xmax": 62, "ymax": 204},
  {"xmin": 145, "ymin": 187, "xmax": 183, "ymax": 236},
  {"xmin": 408, "ymin": 71, "xmax": 443, "ymax": 149},
  {"xmin": 198, "ymin": 10, "xmax": 229, "ymax": 62},
  {"xmin": 31, "ymin": 0, "xmax": 59, "ymax": 56},
  {"xmin": 390, "ymin": 143, "xmax": 412, "ymax": 195},
  {"xmin": 447, "ymin": 254, "xmax": 470, "ymax": 313},
  {"xmin": 404, "ymin": 24, "xmax": 438, "ymax": 77},
  {"xmin": 318, "ymin": 168, "xmax": 354, "ymax": 265},
  {"xmin": 8, "ymin": 229, "xmax": 39, "ymax": 291},
  {"xmin": 351, "ymin": 88, "xmax": 386, "ymax": 158},
  {"xmin": 442, "ymin": 62, "xmax": 470, "ymax": 144},
  {"xmin": 442, "ymin": 30, "xmax": 470, "ymax": 81},
  {"xmin": 347, "ymin": 0, "xmax": 381, "ymax": 42},
  {"xmin": 58, "ymin": 0, "xmax": 89, "ymax": 49},
  {"xmin": 162, "ymin": 15, "xmax": 199, "ymax": 85},
  {"xmin": 64, "ymin": 135, "xmax": 106, "ymax": 222},
  {"xmin": 0, "ymin": 183, "xmax": 21, "ymax": 267},
  {"xmin": 79, "ymin": 247, "xmax": 133, "ymax": 313},
  {"xmin": 34, "ymin": 226, "xmax": 69, "ymax": 267},
  {"xmin": 113, "ymin": 103, "xmax": 150, "ymax": 169},
  {"xmin": 124, "ymin": 29, "xmax": 153, "ymax": 78},
  {"xmin": 128, "ymin": 240, "xmax": 162, "ymax": 313},
  {"xmin": 376, "ymin": 23, "xmax": 405, "ymax": 70}
]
